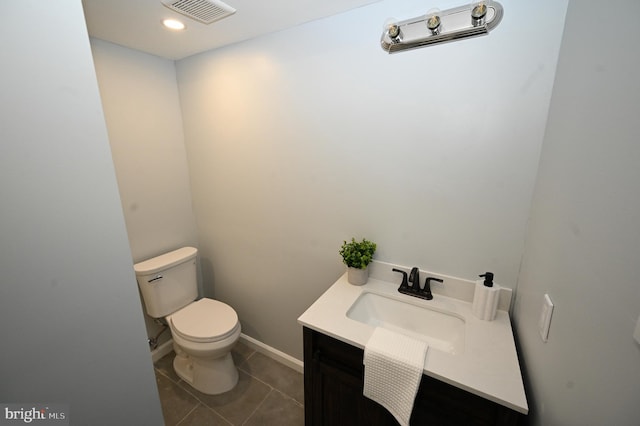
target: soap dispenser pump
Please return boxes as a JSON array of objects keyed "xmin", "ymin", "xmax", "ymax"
[{"xmin": 479, "ymin": 272, "xmax": 494, "ymax": 287}]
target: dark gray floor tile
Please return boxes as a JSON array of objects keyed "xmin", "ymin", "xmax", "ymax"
[
  {"xmin": 179, "ymin": 369, "xmax": 271, "ymax": 425},
  {"xmin": 240, "ymin": 352, "xmax": 304, "ymax": 404},
  {"xmin": 244, "ymin": 390, "xmax": 304, "ymax": 426},
  {"xmin": 154, "ymin": 342, "xmax": 306, "ymax": 425},
  {"xmin": 155, "ymin": 351, "xmax": 180, "ymax": 383},
  {"xmin": 231, "ymin": 340, "xmax": 255, "ymax": 369},
  {"xmin": 178, "ymin": 403, "xmax": 231, "ymax": 426},
  {"xmin": 154, "ymin": 371, "xmax": 199, "ymax": 426}
]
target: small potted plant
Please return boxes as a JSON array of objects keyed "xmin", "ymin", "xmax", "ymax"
[{"xmin": 339, "ymin": 238, "xmax": 377, "ymax": 285}]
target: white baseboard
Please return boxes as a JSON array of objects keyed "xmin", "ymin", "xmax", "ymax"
[
  {"xmin": 151, "ymin": 339, "xmax": 174, "ymax": 363},
  {"xmin": 240, "ymin": 333, "xmax": 304, "ymax": 374},
  {"xmin": 151, "ymin": 334, "xmax": 304, "ymax": 374}
]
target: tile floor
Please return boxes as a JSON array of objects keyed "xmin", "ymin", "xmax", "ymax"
[{"xmin": 153, "ymin": 342, "xmax": 304, "ymax": 425}]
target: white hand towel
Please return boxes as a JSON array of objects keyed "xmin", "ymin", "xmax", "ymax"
[{"xmin": 363, "ymin": 327, "xmax": 428, "ymax": 426}]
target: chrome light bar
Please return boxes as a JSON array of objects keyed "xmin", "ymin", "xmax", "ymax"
[{"xmin": 381, "ymin": 1, "xmax": 504, "ymax": 53}]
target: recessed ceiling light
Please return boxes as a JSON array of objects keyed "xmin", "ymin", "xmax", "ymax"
[{"xmin": 162, "ymin": 19, "xmax": 186, "ymax": 31}]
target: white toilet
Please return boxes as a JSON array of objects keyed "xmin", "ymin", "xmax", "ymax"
[{"xmin": 134, "ymin": 246, "xmax": 241, "ymax": 395}]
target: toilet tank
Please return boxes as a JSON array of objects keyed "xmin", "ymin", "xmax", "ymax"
[{"xmin": 134, "ymin": 247, "xmax": 198, "ymax": 318}]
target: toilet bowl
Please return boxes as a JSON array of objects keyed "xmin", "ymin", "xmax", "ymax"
[
  {"xmin": 167, "ymin": 298, "xmax": 241, "ymax": 394},
  {"xmin": 133, "ymin": 247, "xmax": 242, "ymax": 395}
]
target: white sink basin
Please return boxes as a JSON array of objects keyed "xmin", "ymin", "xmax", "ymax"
[{"xmin": 346, "ymin": 291, "xmax": 465, "ymax": 354}]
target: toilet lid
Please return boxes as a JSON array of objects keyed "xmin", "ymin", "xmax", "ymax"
[{"xmin": 169, "ymin": 298, "xmax": 239, "ymax": 343}]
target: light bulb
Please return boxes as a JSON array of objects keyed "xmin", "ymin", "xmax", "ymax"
[
  {"xmin": 471, "ymin": 0, "xmax": 491, "ymax": 26},
  {"xmin": 426, "ymin": 8, "xmax": 441, "ymax": 34},
  {"xmin": 383, "ymin": 17, "xmax": 402, "ymax": 42},
  {"xmin": 162, "ymin": 18, "xmax": 186, "ymax": 31}
]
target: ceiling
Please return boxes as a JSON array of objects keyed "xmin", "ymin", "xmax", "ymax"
[{"xmin": 82, "ymin": 0, "xmax": 381, "ymax": 60}]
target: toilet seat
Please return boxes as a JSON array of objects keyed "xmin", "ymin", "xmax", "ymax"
[{"xmin": 169, "ymin": 298, "xmax": 239, "ymax": 343}]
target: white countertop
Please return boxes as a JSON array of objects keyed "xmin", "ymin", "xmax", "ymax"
[{"xmin": 297, "ymin": 262, "xmax": 528, "ymax": 414}]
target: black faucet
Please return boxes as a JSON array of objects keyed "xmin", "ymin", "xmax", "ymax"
[{"xmin": 392, "ymin": 267, "xmax": 444, "ymax": 300}]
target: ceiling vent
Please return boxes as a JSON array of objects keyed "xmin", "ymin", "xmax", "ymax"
[{"xmin": 161, "ymin": 0, "xmax": 236, "ymax": 25}]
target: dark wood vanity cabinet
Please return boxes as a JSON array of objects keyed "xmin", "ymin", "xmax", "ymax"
[{"xmin": 303, "ymin": 327, "xmax": 524, "ymax": 426}]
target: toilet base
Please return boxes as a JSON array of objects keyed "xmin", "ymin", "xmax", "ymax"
[{"xmin": 173, "ymin": 351, "xmax": 239, "ymax": 395}]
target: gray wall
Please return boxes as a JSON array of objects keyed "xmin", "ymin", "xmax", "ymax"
[
  {"xmin": 513, "ymin": 1, "xmax": 640, "ymax": 424},
  {"xmin": 175, "ymin": 0, "xmax": 567, "ymax": 359},
  {"xmin": 91, "ymin": 38, "xmax": 200, "ymax": 345},
  {"xmin": 0, "ymin": 1, "xmax": 163, "ymax": 424},
  {"xmin": 91, "ymin": 38, "xmax": 199, "ymax": 263}
]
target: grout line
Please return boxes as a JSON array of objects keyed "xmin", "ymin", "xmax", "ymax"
[
  {"xmin": 240, "ymin": 371, "xmax": 272, "ymax": 391},
  {"xmin": 236, "ymin": 353, "xmax": 304, "ymax": 406},
  {"xmin": 154, "ymin": 367, "xmax": 178, "ymax": 385},
  {"xmin": 175, "ymin": 403, "xmax": 200, "ymax": 426},
  {"xmin": 233, "ymin": 347, "xmax": 256, "ymax": 372},
  {"xmin": 163, "ymin": 372, "xmax": 240, "ymax": 425},
  {"xmin": 277, "ymin": 390, "xmax": 304, "ymax": 408},
  {"xmin": 243, "ymin": 348, "xmax": 257, "ymax": 363},
  {"xmin": 241, "ymin": 388, "xmax": 272, "ymax": 426},
  {"xmin": 210, "ymin": 407, "xmax": 234, "ymax": 426}
]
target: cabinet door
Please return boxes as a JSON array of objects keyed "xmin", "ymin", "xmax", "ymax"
[
  {"xmin": 311, "ymin": 354, "xmax": 396, "ymax": 425},
  {"xmin": 411, "ymin": 375, "xmax": 522, "ymax": 426},
  {"xmin": 304, "ymin": 327, "xmax": 397, "ymax": 425},
  {"xmin": 303, "ymin": 327, "xmax": 522, "ymax": 426}
]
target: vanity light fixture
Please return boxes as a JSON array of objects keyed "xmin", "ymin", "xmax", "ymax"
[
  {"xmin": 381, "ymin": 0, "xmax": 503, "ymax": 53},
  {"xmin": 162, "ymin": 18, "xmax": 186, "ymax": 30}
]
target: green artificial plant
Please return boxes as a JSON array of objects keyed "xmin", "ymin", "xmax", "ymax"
[{"xmin": 339, "ymin": 238, "xmax": 377, "ymax": 269}]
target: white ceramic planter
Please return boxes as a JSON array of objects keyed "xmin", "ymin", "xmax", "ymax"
[{"xmin": 347, "ymin": 266, "xmax": 369, "ymax": 286}]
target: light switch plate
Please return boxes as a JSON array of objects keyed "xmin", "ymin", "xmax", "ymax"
[
  {"xmin": 538, "ymin": 294, "xmax": 554, "ymax": 342},
  {"xmin": 634, "ymin": 315, "xmax": 640, "ymax": 345}
]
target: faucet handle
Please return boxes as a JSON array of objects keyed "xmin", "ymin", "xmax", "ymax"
[
  {"xmin": 392, "ymin": 268, "xmax": 409, "ymax": 289},
  {"xmin": 425, "ymin": 277, "xmax": 443, "ymax": 285},
  {"xmin": 422, "ymin": 276, "xmax": 443, "ymax": 300}
]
